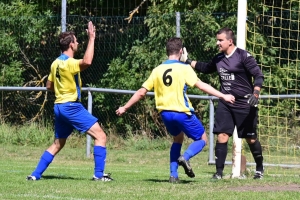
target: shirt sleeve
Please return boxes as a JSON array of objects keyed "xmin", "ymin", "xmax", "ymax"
[
  {"xmin": 194, "ymin": 56, "xmax": 218, "ymax": 74},
  {"xmin": 185, "ymin": 66, "xmax": 200, "ymax": 87},
  {"xmin": 243, "ymin": 52, "xmax": 264, "ymax": 87},
  {"xmin": 48, "ymin": 61, "xmax": 56, "ymax": 82},
  {"xmin": 142, "ymin": 70, "xmax": 154, "ymax": 91}
]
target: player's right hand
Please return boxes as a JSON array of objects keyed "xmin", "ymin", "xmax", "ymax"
[
  {"xmin": 116, "ymin": 107, "xmax": 126, "ymax": 116},
  {"xmin": 223, "ymin": 94, "xmax": 235, "ymax": 104}
]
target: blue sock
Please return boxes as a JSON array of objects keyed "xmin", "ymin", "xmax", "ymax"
[
  {"xmin": 31, "ymin": 151, "xmax": 54, "ymax": 180},
  {"xmin": 183, "ymin": 140, "xmax": 206, "ymax": 160},
  {"xmin": 94, "ymin": 146, "xmax": 106, "ymax": 178},
  {"xmin": 170, "ymin": 143, "xmax": 182, "ymax": 178}
]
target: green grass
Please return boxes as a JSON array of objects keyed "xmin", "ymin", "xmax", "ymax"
[{"xmin": 0, "ymin": 144, "xmax": 300, "ymax": 200}]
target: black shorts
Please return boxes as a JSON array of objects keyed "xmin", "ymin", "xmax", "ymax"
[{"xmin": 213, "ymin": 100, "xmax": 258, "ymax": 139}]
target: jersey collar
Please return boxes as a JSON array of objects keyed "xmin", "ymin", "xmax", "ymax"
[
  {"xmin": 225, "ymin": 47, "xmax": 237, "ymax": 58},
  {"xmin": 163, "ymin": 60, "xmax": 183, "ymax": 64},
  {"xmin": 58, "ymin": 54, "xmax": 70, "ymax": 61}
]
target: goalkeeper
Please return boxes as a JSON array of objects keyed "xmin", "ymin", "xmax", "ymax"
[
  {"xmin": 116, "ymin": 37, "xmax": 235, "ymax": 183},
  {"xmin": 181, "ymin": 27, "xmax": 264, "ymax": 179}
]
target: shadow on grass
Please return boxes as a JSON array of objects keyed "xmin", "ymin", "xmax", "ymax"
[
  {"xmin": 41, "ymin": 175, "xmax": 86, "ymax": 180},
  {"xmin": 144, "ymin": 178, "xmax": 194, "ymax": 184}
]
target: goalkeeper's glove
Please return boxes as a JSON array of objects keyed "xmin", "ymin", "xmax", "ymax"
[
  {"xmin": 180, "ymin": 47, "xmax": 192, "ymax": 65},
  {"xmin": 244, "ymin": 90, "xmax": 260, "ymax": 107}
]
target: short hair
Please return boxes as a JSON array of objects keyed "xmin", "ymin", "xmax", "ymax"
[
  {"xmin": 58, "ymin": 31, "xmax": 75, "ymax": 52},
  {"xmin": 216, "ymin": 27, "xmax": 236, "ymax": 45},
  {"xmin": 166, "ymin": 37, "xmax": 183, "ymax": 56}
]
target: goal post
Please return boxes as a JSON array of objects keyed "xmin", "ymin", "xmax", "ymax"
[{"xmin": 231, "ymin": 0, "xmax": 247, "ymax": 178}]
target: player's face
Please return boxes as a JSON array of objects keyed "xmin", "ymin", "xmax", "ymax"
[
  {"xmin": 71, "ymin": 36, "xmax": 79, "ymax": 52},
  {"xmin": 216, "ymin": 33, "xmax": 233, "ymax": 53}
]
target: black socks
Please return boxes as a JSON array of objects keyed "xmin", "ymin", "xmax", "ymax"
[
  {"xmin": 215, "ymin": 142, "xmax": 228, "ymax": 174},
  {"xmin": 248, "ymin": 140, "xmax": 264, "ymax": 172}
]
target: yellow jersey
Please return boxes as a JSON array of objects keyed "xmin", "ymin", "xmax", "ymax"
[
  {"xmin": 48, "ymin": 54, "xmax": 81, "ymax": 103},
  {"xmin": 142, "ymin": 60, "xmax": 199, "ymax": 114}
]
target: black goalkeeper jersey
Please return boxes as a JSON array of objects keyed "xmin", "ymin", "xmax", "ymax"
[{"xmin": 195, "ymin": 47, "xmax": 264, "ymax": 108}]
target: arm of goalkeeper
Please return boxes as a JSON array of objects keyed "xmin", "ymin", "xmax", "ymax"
[{"xmin": 180, "ymin": 47, "xmax": 192, "ymax": 65}]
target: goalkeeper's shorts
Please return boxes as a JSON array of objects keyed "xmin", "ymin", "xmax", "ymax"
[
  {"xmin": 160, "ymin": 111, "xmax": 205, "ymax": 141},
  {"xmin": 54, "ymin": 102, "xmax": 98, "ymax": 138},
  {"xmin": 213, "ymin": 100, "xmax": 258, "ymax": 139}
]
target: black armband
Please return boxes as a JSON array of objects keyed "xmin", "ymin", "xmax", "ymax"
[{"xmin": 254, "ymin": 76, "xmax": 264, "ymax": 88}]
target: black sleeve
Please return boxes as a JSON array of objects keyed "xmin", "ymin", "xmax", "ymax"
[
  {"xmin": 243, "ymin": 54, "xmax": 264, "ymax": 88},
  {"xmin": 194, "ymin": 60, "xmax": 217, "ymax": 74}
]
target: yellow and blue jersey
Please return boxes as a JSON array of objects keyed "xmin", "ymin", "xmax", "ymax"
[
  {"xmin": 142, "ymin": 60, "xmax": 199, "ymax": 115},
  {"xmin": 48, "ymin": 54, "xmax": 81, "ymax": 103}
]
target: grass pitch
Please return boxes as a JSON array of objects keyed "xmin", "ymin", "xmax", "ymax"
[{"xmin": 0, "ymin": 144, "xmax": 300, "ymax": 200}]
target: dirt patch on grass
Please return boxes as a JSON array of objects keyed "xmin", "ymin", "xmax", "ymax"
[{"xmin": 227, "ymin": 184, "xmax": 300, "ymax": 192}]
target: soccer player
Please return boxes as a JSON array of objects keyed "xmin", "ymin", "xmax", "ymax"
[
  {"xmin": 26, "ymin": 21, "xmax": 113, "ymax": 181},
  {"xmin": 181, "ymin": 27, "xmax": 264, "ymax": 179},
  {"xmin": 115, "ymin": 37, "xmax": 235, "ymax": 183}
]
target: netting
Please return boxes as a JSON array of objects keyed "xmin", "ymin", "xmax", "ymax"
[{"xmin": 246, "ymin": 0, "xmax": 300, "ymax": 174}]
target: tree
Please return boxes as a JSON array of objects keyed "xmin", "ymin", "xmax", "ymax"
[{"xmin": 0, "ymin": 0, "xmax": 53, "ymax": 123}]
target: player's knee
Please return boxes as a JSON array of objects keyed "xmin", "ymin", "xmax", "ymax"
[
  {"xmin": 48, "ymin": 139, "xmax": 66, "ymax": 155},
  {"xmin": 246, "ymin": 138, "xmax": 256, "ymax": 144},
  {"xmin": 87, "ymin": 123, "xmax": 107, "ymax": 141},
  {"xmin": 216, "ymin": 133, "xmax": 229, "ymax": 143},
  {"xmin": 201, "ymin": 132, "xmax": 208, "ymax": 144},
  {"xmin": 173, "ymin": 132, "xmax": 184, "ymax": 143},
  {"xmin": 94, "ymin": 130, "xmax": 107, "ymax": 142}
]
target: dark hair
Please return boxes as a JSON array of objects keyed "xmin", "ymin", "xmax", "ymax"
[
  {"xmin": 216, "ymin": 27, "xmax": 236, "ymax": 45},
  {"xmin": 58, "ymin": 31, "xmax": 75, "ymax": 52},
  {"xmin": 166, "ymin": 37, "xmax": 183, "ymax": 56}
]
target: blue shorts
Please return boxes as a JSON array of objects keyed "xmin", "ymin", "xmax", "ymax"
[
  {"xmin": 54, "ymin": 102, "xmax": 98, "ymax": 139},
  {"xmin": 160, "ymin": 111, "xmax": 205, "ymax": 141}
]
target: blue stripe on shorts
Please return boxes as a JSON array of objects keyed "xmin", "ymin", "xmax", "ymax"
[
  {"xmin": 54, "ymin": 102, "xmax": 98, "ymax": 138},
  {"xmin": 160, "ymin": 111, "xmax": 205, "ymax": 141}
]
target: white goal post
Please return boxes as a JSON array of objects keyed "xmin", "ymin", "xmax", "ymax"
[{"xmin": 231, "ymin": 0, "xmax": 247, "ymax": 178}]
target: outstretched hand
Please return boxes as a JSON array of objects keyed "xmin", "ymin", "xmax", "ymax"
[
  {"xmin": 223, "ymin": 94, "xmax": 235, "ymax": 104},
  {"xmin": 116, "ymin": 107, "xmax": 126, "ymax": 116},
  {"xmin": 86, "ymin": 21, "xmax": 96, "ymax": 39}
]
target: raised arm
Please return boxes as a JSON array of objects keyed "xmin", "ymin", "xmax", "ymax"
[
  {"xmin": 79, "ymin": 21, "xmax": 96, "ymax": 71},
  {"xmin": 180, "ymin": 47, "xmax": 217, "ymax": 74}
]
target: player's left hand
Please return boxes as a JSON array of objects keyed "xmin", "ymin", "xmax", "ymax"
[
  {"xmin": 244, "ymin": 90, "xmax": 260, "ymax": 107},
  {"xmin": 116, "ymin": 107, "xmax": 126, "ymax": 116}
]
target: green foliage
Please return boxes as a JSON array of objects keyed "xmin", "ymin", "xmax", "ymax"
[{"xmin": 0, "ymin": 0, "xmax": 54, "ymax": 123}]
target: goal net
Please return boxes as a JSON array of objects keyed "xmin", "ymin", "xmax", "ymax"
[{"xmin": 245, "ymin": 0, "xmax": 300, "ymax": 175}]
